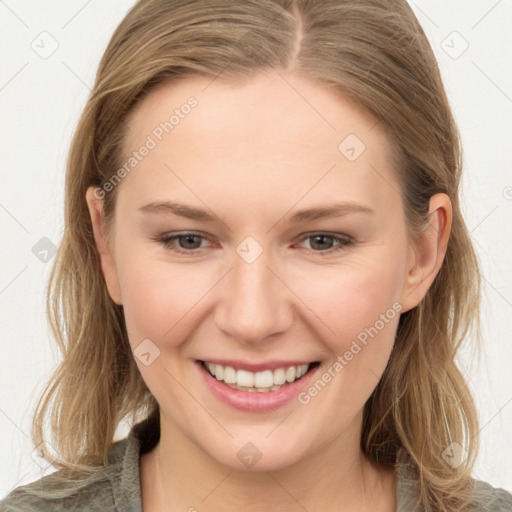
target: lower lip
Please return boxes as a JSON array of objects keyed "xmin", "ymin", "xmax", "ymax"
[{"xmin": 196, "ymin": 361, "xmax": 319, "ymax": 412}]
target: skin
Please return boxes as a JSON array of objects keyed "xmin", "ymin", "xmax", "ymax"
[{"xmin": 86, "ymin": 70, "xmax": 451, "ymax": 512}]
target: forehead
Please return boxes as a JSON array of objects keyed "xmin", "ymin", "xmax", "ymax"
[{"xmin": 119, "ymin": 71, "xmax": 400, "ymax": 217}]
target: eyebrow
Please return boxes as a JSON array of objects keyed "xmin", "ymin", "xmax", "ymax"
[
  {"xmin": 138, "ymin": 200, "xmax": 375, "ymax": 223},
  {"xmin": 139, "ymin": 201, "xmax": 217, "ymax": 221}
]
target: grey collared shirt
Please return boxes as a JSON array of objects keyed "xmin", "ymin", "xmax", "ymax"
[{"xmin": 2, "ymin": 417, "xmax": 511, "ymax": 511}]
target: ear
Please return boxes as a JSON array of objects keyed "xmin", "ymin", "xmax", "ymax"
[
  {"xmin": 85, "ymin": 186, "xmax": 123, "ymax": 305},
  {"xmin": 400, "ymin": 193, "xmax": 452, "ymax": 313}
]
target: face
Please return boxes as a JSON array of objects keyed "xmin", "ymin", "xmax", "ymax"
[{"xmin": 87, "ymin": 71, "xmax": 444, "ymax": 471}]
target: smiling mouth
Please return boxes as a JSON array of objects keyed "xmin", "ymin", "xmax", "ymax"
[{"xmin": 199, "ymin": 360, "xmax": 320, "ymax": 392}]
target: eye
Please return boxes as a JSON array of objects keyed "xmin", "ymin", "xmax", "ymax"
[
  {"xmin": 152, "ymin": 231, "xmax": 353, "ymax": 256},
  {"xmin": 296, "ymin": 232, "xmax": 353, "ymax": 254},
  {"xmin": 152, "ymin": 231, "xmax": 213, "ymax": 255}
]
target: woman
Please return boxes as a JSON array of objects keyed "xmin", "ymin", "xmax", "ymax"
[{"xmin": 2, "ymin": 0, "xmax": 511, "ymax": 510}]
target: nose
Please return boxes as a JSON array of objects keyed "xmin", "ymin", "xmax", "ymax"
[{"xmin": 214, "ymin": 245, "xmax": 293, "ymax": 345}]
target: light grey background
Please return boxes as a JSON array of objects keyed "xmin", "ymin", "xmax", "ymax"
[{"xmin": 1, "ymin": 0, "xmax": 511, "ymax": 498}]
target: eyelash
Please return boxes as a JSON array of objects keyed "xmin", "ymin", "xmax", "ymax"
[{"xmin": 152, "ymin": 231, "xmax": 354, "ymax": 256}]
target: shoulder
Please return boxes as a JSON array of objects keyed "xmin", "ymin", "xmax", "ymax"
[
  {"xmin": 396, "ymin": 455, "xmax": 512, "ymax": 512},
  {"xmin": 0, "ymin": 466, "xmax": 114, "ymax": 512},
  {"xmin": 468, "ymin": 479, "xmax": 512, "ymax": 511},
  {"xmin": 0, "ymin": 434, "xmax": 139, "ymax": 512},
  {"xmin": 0, "ymin": 414, "xmax": 159, "ymax": 512}
]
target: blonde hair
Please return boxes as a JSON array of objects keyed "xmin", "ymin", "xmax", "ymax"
[{"xmin": 32, "ymin": 0, "xmax": 480, "ymax": 509}]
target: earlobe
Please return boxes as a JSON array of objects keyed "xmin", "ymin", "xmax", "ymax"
[
  {"xmin": 85, "ymin": 186, "xmax": 123, "ymax": 305},
  {"xmin": 400, "ymin": 193, "xmax": 452, "ymax": 313}
]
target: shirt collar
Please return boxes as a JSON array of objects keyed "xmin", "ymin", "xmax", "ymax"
[{"xmin": 107, "ymin": 412, "xmax": 160, "ymax": 512}]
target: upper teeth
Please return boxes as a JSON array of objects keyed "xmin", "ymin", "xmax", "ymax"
[{"xmin": 204, "ymin": 362, "xmax": 310, "ymax": 390}]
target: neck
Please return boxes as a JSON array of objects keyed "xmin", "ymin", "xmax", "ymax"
[{"xmin": 140, "ymin": 412, "xmax": 396, "ymax": 512}]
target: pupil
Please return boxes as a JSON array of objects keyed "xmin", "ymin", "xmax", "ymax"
[
  {"xmin": 311, "ymin": 235, "xmax": 333, "ymax": 250},
  {"xmin": 180, "ymin": 235, "xmax": 201, "ymax": 249}
]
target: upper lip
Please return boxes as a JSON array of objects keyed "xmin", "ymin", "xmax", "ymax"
[{"xmin": 198, "ymin": 359, "xmax": 318, "ymax": 372}]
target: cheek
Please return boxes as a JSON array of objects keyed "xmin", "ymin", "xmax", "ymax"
[
  {"xmin": 294, "ymin": 246, "xmax": 406, "ymax": 350},
  {"xmin": 291, "ymin": 253, "xmax": 405, "ymax": 430},
  {"xmin": 116, "ymin": 255, "xmax": 219, "ymax": 408},
  {"xmin": 118, "ymin": 257, "xmax": 216, "ymax": 347},
  {"xmin": 291, "ymin": 247, "xmax": 407, "ymax": 420}
]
